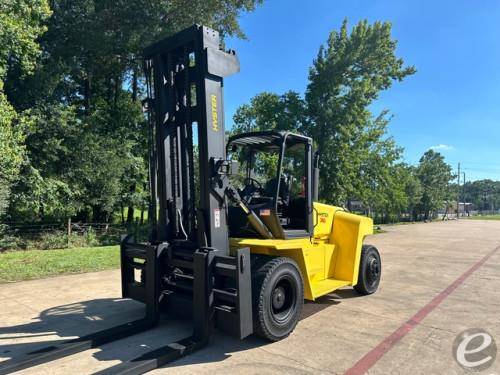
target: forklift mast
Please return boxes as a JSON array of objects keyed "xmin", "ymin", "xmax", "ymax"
[
  {"xmin": 125, "ymin": 24, "xmax": 252, "ymax": 342},
  {"xmin": 144, "ymin": 25, "xmax": 238, "ymax": 254}
]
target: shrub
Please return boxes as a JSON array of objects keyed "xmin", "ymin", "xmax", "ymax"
[
  {"xmin": 27, "ymin": 231, "xmax": 68, "ymax": 250},
  {"xmin": 0, "ymin": 225, "xmax": 26, "ymax": 251},
  {"xmin": 0, "ymin": 223, "xmax": 144, "ymax": 251}
]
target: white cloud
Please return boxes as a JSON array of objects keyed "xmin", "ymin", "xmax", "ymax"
[{"xmin": 430, "ymin": 144, "xmax": 454, "ymax": 151}]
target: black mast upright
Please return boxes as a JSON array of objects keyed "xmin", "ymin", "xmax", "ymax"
[{"xmin": 144, "ymin": 25, "xmax": 239, "ymax": 254}]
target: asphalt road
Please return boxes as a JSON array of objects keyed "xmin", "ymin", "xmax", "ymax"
[{"xmin": 1, "ymin": 219, "xmax": 499, "ymax": 374}]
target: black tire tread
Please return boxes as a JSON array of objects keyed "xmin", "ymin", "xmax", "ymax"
[
  {"xmin": 354, "ymin": 244, "xmax": 381, "ymax": 295},
  {"xmin": 252, "ymin": 256, "xmax": 303, "ymax": 341}
]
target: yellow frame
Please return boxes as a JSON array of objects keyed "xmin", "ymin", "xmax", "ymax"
[{"xmin": 230, "ymin": 203, "xmax": 373, "ymax": 300}]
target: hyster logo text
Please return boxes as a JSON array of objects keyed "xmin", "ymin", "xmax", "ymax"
[{"xmin": 211, "ymin": 94, "xmax": 218, "ymax": 131}]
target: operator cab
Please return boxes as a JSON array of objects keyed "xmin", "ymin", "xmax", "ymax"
[{"xmin": 227, "ymin": 131, "xmax": 313, "ymax": 239}]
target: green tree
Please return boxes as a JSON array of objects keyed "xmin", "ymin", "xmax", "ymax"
[
  {"xmin": 363, "ymin": 161, "xmax": 421, "ymax": 223},
  {"xmin": 416, "ymin": 149, "xmax": 454, "ymax": 219},
  {"xmin": 0, "ymin": 0, "xmax": 51, "ymax": 79},
  {"xmin": 231, "ymin": 91, "xmax": 308, "ymax": 184},
  {"xmin": 5, "ymin": 0, "xmax": 262, "ymax": 223},
  {"xmin": 0, "ymin": 96, "xmax": 24, "ymax": 216},
  {"xmin": 463, "ymin": 179, "xmax": 500, "ymax": 212},
  {"xmin": 232, "ymin": 91, "xmax": 307, "ymax": 134},
  {"xmin": 8, "ymin": 104, "xmax": 80, "ymax": 221},
  {"xmin": 305, "ymin": 19, "xmax": 415, "ymax": 205},
  {"xmin": 0, "ymin": 0, "xmax": 51, "ymax": 217},
  {"xmin": 350, "ymin": 112, "xmax": 404, "ymax": 215},
  {"xmin": 403, "ymin": 166, "xmax": 423, "ymax": 220}
]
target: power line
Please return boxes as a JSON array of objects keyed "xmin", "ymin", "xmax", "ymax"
[{"xmin": 463, "ymin": 167, "xmax": 500, "ymax": 174}]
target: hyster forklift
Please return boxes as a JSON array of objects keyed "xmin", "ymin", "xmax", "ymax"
[{"xmin": 0, "ymin": 25, "xmax": 381, "ymax": 374}]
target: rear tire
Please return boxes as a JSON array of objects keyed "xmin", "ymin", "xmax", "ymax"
[
  {"xmin": 252, "ymin": 257, "xmax": 304, "ymax": 341},
  {"xmin": 354, "ymin": 245, "xmax": 381, "ymax": 295}
]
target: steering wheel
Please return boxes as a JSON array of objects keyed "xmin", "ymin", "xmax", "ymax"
[
  {"xmin": 244, "ymin": 177, "xmax": 263, "ymax": 190},
  {"xmin": 240, "ymin": 177, "xmax": 264, "ymax": 203}
]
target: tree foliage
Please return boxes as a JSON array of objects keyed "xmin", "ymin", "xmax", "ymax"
[
  {"xmin": 0, "ymin": 0, "xmax": 51, "ymax": 216},
  {"xmin": 8, "ymin": 104, "xmax": 78, "ymax": 221},
  {"xmin": 3, "ymin": 0, "xmax": 263, "ymax": 223},
  {"xmin": 233, "ymin": 91, "xmax": 307, "ymax": 134},
  {"xmin": 415, "ymin": 150, "xmax": 454, "ymax": 219},
  {"xmin": 305, "ymin": 19, "xmax": 415, "ymax": 204},
  {"xmin": 463, "ymin": 179, "xmax": 500, "ymax": 212},
  {"xmin": 0, "ymin": 95, "xmax": 24, "ymax": 215},
  {"xmin": 0, "ymin": 0, "xmax": 51, "ymax": 78}
]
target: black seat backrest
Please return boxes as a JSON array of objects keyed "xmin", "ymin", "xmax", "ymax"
[{"xmin": 285, "ymin": 197, "xmax": 306, "ymax": 229}]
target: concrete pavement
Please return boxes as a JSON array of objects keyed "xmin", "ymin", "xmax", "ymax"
[{"xmin": 1, "ymin": 219, "xmax": 499, "ymax": 374}]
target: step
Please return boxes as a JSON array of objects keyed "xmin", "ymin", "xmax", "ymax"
[{"xmin": 310, "ymin": 278, "xmax": 351, "ymax": 299}]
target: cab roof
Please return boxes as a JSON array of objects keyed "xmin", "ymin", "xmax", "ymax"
[{"xmin": 227, "ymin": 131, "xmax": 311, "ymax": 152}]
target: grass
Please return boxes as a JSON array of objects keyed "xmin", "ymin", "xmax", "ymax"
[
  {"xmin": 0, "ymin": 245, "xmax": 120, "ymax": 283},
  {"xmin": 467, "ymin": 214, "xmax": 500, "ymax": 221}
]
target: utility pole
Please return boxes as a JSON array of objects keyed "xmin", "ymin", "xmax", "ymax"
[
  {"xmin": 457, "ymin": 162, "xmax": 460, "ymax": 219},
  {"xmin": 462, "ymin": 172, "xmax": 466, "ymax": 216}
]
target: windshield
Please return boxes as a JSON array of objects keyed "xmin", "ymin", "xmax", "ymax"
[
  {"xmin": 227, "ymin": 144, "xmax": 280, "ymax": 200},
  {"xmin": 226, "ymin": 134, "xmax": 311, "ymax": 238}
]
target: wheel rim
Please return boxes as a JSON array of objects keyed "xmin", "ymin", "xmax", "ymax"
[
  {"xmin": 270, "ymin": 276, "xmax": 296, "ymax": 324},
  {"xmin": 272, "ymin": 286, "xmax": 286, "ymax": 310},
  {"xmin": 365, "ymin": 254, "xmax": 380, "ymax": 288}
]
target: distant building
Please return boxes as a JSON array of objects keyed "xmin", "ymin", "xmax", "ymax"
[
  {"xmin": 458, "ymin": 202, "xmax": 474, "ymax": 214},
  {"xmin": 348, "ymin": 200, "xmax": 366, "ymax": 212},
  {"xmin": 438, "ymin": 202, "xmax": 474, "ymax": 217}
]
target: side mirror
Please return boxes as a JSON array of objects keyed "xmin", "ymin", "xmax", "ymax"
[
  {"xmin": 211, "ymin": 158, "xmax": 238, "ymax": 175},
  {"xmin": 229, "ymin": 160, "xmax": 239, "ymax": 175}
]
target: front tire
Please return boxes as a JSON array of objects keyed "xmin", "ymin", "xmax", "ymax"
[
  {"xmin": 354, "ymin": 245, "xmax": 381, "ymax": 295},
  {"xmin": 252, "ymin": 257, "xmax": 304, "ymax": 341}
]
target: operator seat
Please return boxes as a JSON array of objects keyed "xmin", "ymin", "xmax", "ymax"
[{"xmin": 264, "ymin": 176, "xmax": 290, "ymax": 205}]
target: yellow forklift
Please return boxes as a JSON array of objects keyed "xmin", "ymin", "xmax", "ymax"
[{"xmin": 1, "ymin": 25, "xmax": 380, "ymax": 375}]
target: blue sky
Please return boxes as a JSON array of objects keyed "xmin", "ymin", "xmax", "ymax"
[{"xmin": 224, "ymin": 0, "xmax": 500, "ymax": 181}]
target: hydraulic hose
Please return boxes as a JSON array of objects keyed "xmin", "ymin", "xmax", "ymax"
[{"xmin": 226, "ymin": 186, "xmax": 273, "ymax": 239}]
